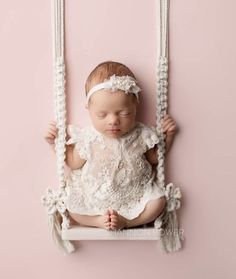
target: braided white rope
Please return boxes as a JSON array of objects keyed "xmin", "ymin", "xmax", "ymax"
[
  {"xmin": 154, "ymin": 0, "xmax": 183, "ymax": 252},
  {"xmin": 53, "ymin": 0, "xmax": 66, "ymax": 188},
  {"xmin": 42, "ymin": 0, "xmax": 74, "ymax": 254},
  {"xmin": 156, "ymin": 0, "xmax": 169, "ymax": 189}
]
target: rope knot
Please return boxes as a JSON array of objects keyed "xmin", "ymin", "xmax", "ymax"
[
  {"xmin": 165, "ymin": 183, "xmax": 182, "ymax": 212},
  {"xmin": 42, "ymin": 188, "xmax": 67, "ymax": 215}
]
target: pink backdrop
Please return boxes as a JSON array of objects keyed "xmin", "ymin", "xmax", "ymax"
[{"xmin": 0, "ymin": 0, "xmax": 235, "ymax": 278}]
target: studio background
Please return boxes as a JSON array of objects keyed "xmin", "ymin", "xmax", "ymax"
[{"xmin": 0, "ymin": 1, "xmax": 235, "ymax": 278}]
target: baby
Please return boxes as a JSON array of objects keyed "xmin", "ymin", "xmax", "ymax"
[{"xmin": 45, "ymin": 61, "xmax": 177, "ymax": 231}]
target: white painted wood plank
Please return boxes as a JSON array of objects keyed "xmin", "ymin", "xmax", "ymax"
[{"xmin": 62, "ymin": 226, "xmax": 161, "ymax": 240}]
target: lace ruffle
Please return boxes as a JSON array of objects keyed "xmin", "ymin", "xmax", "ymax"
[
  {"xmin": 141, "ymin": 124, "xmax": 159, "ymax": 151},
  {"xmin": 66, "ymin": 125, "xmax": 89, "ymax": 160}
]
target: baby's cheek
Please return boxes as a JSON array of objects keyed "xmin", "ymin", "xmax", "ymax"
[
  {"xmin": 124, "ymin": 116, "xmax": 135, "ymax": 125},
  {"xmin": 92, "ymin": 118, "xmax": 103, "ymax": 131}
]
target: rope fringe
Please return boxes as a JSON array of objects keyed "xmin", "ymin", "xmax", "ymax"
[
  {"xmin": 48, "ymin": 214, "xmax": 75, "ymax": 254},
  {"xmin": 154, "ymin": 183, "xmax": 183, "ymax": 253}
]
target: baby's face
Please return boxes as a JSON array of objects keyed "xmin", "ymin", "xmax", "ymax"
[{"xmin": 86, "ymin": 90, "xmax": 138, "ymax": 138}]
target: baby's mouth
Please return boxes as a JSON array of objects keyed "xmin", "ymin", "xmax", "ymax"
[{"xmin": 106, "ymin": 128, "xmax": 121, "ymax": 133}]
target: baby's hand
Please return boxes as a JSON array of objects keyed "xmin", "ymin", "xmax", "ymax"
[
  {"xmin": 162, "ymin": 114, "xmax": 178, "ymax": 136},
  {"xmin": 44, "ymin": 120, "xmax": 58, "ymax": 145}
]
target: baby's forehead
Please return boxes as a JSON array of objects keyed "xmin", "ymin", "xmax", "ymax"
[{"xmin": 90, "ymin": 90, "xmax": 135, "ymax": 108}]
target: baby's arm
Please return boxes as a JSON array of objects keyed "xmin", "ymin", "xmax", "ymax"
[
  {"xmin": 145, "ymin": 145, "xmax": 158, "ymax": 165},
  {"xmin": 44, "ymin": 121, "xmax": 86, "ymax": 170},
  {"xmin": 145, "ymin": 114, "xmax": 177, "ymax": 165},
  {"xmin": 145, "ymin": 136, "xmax": 174, "ymax": 165},
  {"xmin": 65, "ymin": 144, "xmax": 86, "ymax": 170}
]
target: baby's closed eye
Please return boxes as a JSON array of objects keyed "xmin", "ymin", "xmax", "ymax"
[
  {"xmin": 96, "ymin": 111, "xmax": 132, "ymax": 118},
  {"xmin": 119, "ymin": 111, "xmax": 132, "ymax": 117},
  {"xmin": 97, "ymin": 112, "xmax": 107, "ymax": 118}
]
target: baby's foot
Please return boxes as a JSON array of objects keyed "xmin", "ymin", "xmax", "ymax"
[
  {"xmin": 109, "ymin": 209, "xmax": 127, "ymax": 231},
  {"xmin": 95, "ymin": 210, "xmax": 111, "ymax": 230}
]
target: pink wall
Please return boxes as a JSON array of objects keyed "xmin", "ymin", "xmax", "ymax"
[{"xmin": 0, "ymin": 0, "xmax": 235, "ymax": 278}]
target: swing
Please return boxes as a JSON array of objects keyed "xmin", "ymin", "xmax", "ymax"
[{"xmin": 42, "ymin": 0, "xmax": 183, "ymax": 254}]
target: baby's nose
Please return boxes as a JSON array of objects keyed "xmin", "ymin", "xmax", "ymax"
[{"xmin": 108, "ymin": 114, "xmax": 119, "ymax": 125}]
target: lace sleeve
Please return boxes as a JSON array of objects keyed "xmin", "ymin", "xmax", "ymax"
[
  {"xmin": 140, "ymin": 124, "xmax": 159, "ymax": 152},
  {"xmin": 66, "ymin": 124, "xmax": 88, "ymax": 160}
]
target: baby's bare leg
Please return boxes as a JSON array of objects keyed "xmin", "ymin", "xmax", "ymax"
[
  {"xmin": 69, "ymin": 210, "xmax": 111, "ymax": 230},
  {"xmin": 109, "ymin": 197, "xmax": 166, "ymax": 230},
  {"xmin": 126, "ymin": 197, "xmax": 166, "ymax": 228}
]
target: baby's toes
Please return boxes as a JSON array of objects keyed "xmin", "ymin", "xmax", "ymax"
[
  {"xmin": 104, "ymin": 210, "xmax": 110, "ymax": 221},
  {"xmin": 105, "ymin": 221, "xmax": 111, "ymax": 230},
  {"xmin": 109, "ymin": 209, "xmax": 118, "ymax": 216},
  {"xmin": 104, "ymin": 209, "xmax": 110, "ymax": 216},
  {"xmin": 110, "ymin": 223, "xmax": 117, "ymax": 230},
  {"xmin": 111, "ymin": 215, "xmax": 118, "ymax": 223},
  {"xmin": 110, "ymin": 216, "xmax": 118, "ymax": 229},
  {"xmin": 104, "ymin": 215, "xmax": 110, "ymax": 222},
  {"xmin": 110, "ymin": 210, "xmax": 119, "ymax": 220}
]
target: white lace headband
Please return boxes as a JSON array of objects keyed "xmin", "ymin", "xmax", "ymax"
[{"xmin": 86, "ymin": 74, "xmax": 141, "ymax": 105}]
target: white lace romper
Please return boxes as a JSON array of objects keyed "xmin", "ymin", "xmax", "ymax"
[{"xmin": 65, "ymin": 122, "xmax": 165, "ymax": 220}]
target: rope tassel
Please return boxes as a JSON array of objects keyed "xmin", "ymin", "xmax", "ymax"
[
  {"xmin": 154, "ymin": 183, "xmax": 183, "ymax": 252},
  {"xmin": 42, "ymin": 188, "xmax": 75, "ymax": 253},
  {"xmin": 48, "ymin": 214, "xmax": 75, "ymax": 254}
]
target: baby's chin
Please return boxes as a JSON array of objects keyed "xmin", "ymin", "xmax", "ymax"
[
  {"xmin": 103, "ymin": 129, "xmax": 130, "ymax": 139},
  {"xmin": 104, "ymin": 130, "xmax": 124, "ymax": 138}
]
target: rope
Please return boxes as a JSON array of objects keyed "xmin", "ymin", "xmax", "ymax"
[
  {"xmin": 42, "ymin": 0, "xmax": 75, "ymax": 254},
  {"xmin": 52, "ymin": 0, "xmax": 66, "ymax": 188},
  {"xmin": 154, "ymin": 0, "xmax": 183, "ymax": 252},
  {"xmin": 156, "ymin": 0, "xmax": 169, "ymax": 189}
]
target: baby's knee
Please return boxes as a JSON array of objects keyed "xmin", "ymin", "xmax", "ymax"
[
  {"xmin": 154, "ymin": 197, "xmax": 166, "ymax": 213},
  {"xmin": 68, "ymin": 212, "xmax": 79, "ymax": 225},
  {"xmin": 147, "ymin": 196, "xmax": 166, "ymax": 211},
  {"xmin": 158, "ymin": 196, "xmax": 167, "ymax": 208}
]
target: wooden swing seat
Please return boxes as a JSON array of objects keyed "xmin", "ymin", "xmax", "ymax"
[{"xmin": 62, "ymin": 225, "xmax": 161, "ymax": 241}]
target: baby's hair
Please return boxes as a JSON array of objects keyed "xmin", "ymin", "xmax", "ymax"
[{"xmin": 85, "ymin": 61, "xmax": 136, "ymax": 95}]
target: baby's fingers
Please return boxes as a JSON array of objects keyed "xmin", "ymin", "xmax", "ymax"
[
  {"xmin": 44, "ymin": 121, "xmax": 58, "ymax": 143},
  {"xmin": 163, "ymin": 114, "xmax": 172, "ymax": 120},
  {"xmin": 163, "ymin": 122, "xmax": 177, "ymax": 134},
  {"xmin": 162, "ymin": 119, "xmax": 173, "ymax": 130},
  {"xmin": 162, "ymin": 117, "xmax": 176, "ymax": 132},
  {"xmin": 165, "ymin": 123, "xmax": 177, "ymax": 133},
  {"xmin": 49, "ymin": 121, "xmax": 58, "ymax": 129},
  {"xmin": 46, "ymin": 130, "xmax": 56, "ymax": 138},
  {"xmin": 48, "ymin": 121, "xmax": 58, "ymax": 134},
  {"xmin": 44, "ymin": 132, "xmax": 56, "ymax": 145},
  {"xmin": 48, "ymin": 127, "xmax": 58, "ymax": 137}
]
